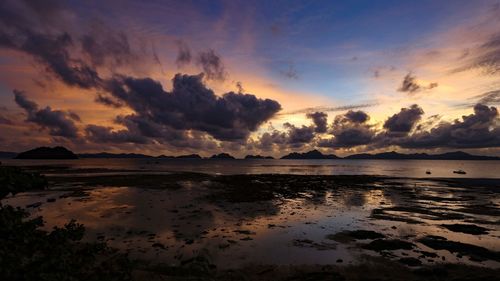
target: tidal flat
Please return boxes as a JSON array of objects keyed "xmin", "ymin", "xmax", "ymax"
[{"xmin": 2, "ymin": 166, "xmax": 500, "ymax": 280}]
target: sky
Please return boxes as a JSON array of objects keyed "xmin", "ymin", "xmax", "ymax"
[{"xmin": 0, "ymin": 0, "xmax": 499, "ymax": 157}]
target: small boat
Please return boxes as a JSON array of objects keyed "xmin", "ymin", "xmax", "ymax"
[
  {"xmin": 453, "ymin": 169, "xmax": 466, "ymax": 175},
  {"xmin": 425, "ymin": 170, "xmax": 431, "ymax": 175}
]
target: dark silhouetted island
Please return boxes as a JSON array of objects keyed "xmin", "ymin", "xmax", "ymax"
[
  {"xmin": 210, "ymin": 153, "xmax": 235, "ymax": 159},
  {"xmin": 281, "ymin": 149, "xmax": 339, "ymax": 159},
  {"xmin": 15, "ymin": 147, "xmax": 78, "ymax": 159},
  {"xmin": 156, "ymin": 155, "xmax": 174, "ymax": 159},
  {"xmin": 244, "ymin": 155, "xmax": 274, "ymax": 159},
  {"xmin": 345, "ymin": 151, "xmax": 500, "ymax": 160},
  {"xmin": 175, "ymin": 154, "xmax": 202, "ymax": 159}
]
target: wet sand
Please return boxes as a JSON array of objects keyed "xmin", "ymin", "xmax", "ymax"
[{"xmin": 2, "ymin": 167, "xmax": 500, "ymax": 280}]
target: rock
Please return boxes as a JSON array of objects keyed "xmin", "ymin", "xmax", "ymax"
[
  {"xmin": 362, "ymin": 239, "xmax": 415, "ymax": 252},
  {"xmin": 441, "ymin": 224, "xmax": 489, "ymax": 235},
  {"xmin": 399, "ymin": 257, "xmax": 422, "ymax": 267}
]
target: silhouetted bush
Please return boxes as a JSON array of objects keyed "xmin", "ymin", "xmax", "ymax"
[
  {"xmin": 0, "ymin": 166, "xmax": 48, "ymax": 199},
  {"xmin": 0, "ymin": 205, "xmax": 132, "ymax": 281}
]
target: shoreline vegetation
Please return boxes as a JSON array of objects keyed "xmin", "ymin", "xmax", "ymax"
[
  {"xmin": 2, "ymin": 146, "xmax": 500, "ymax": 160},
  {"xmin": 1, "ymin": 165, "xmax": 500, "ymax": 280}
]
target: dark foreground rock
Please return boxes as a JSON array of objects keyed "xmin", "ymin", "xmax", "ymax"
[
  {"xmin": 362, "ymin": 239, "xmax": 415, "ymax": 252},
  {"xmin": 418, "ymin": 235, "xmax": 500, "ymax": 262},
  {"xmin": 441, "ymin": 223, "xmax": 489, "ymax": 235}
]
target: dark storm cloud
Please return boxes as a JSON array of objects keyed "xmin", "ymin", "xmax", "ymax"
[
  {"xmin": 196, "ymin": 49, "xmax": 226, "ymax": 81},
  {"xmin": 257, "ymin": 130, "xmax": 287, "ymax": 150},
  {"xmin": 2, "ymin": 1, "xmax": 280, "ymax": 147},
  {"xmin": 85, "ymin": 124, "xmax": 149, "ymax": 144},
  {"xmin": 259, "ymin": 110, "xmax": 376, "ymax": 149},
  {"xmin": 318, "ymin": 110, "xmax": 376, "ymax": 148},
  {"xmin": 398, "ymin": 104, "xmax": 499, "ymax": 148},
  {"xmin": 317, "ymin": 110, "xmax": 376, "ymax": 148},
  {"xmin": 14, "ymin": 90, "xmax": 79, "ymax": 138},
  {"xmin": 306, "ymin": 111, "xmax": 328, "ymax": 133},
  {"xmin": 345, "ymin": 110, "xmax": 369, "ymax": 123},
  {"xmin": 383, "ymin": 104, "xmax": 424, "ymax": 133},
  {"xmin": 86, "ymin": 119, "xmax": 220, "ymax": 150},
  {"xmin": 99, "ymin": 73, "xmax": 281, "ymax": 142},
  {"xmin": 398, "ymin": 73, "xmax": 438, "ymax": 94},
  {"xmin": 175, "ymin": 40, "xmax": 192, "ymax": 68},
  {"xmin": 283, "ymin": 123, "xmax": 315, "ymax": 145},
  {"xmin": 256, "ymin": 124, "xmax": 315, "ymax": 150},
  {"xmin": 95, "ymin": 94, "xmax": 123, "ymax": 108}
]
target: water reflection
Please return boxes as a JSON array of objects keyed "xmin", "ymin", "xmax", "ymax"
[
  {"xmin": 3, "ymin": 175, "xmax": 499, "ymax": 268},
  {"xmin": 3, "ymin": 158, "xmax": 500, "ymax": 178}
]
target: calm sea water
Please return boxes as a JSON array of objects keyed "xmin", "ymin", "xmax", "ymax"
[{"xmin": 2, "ymin": 158, "xmax": 500, "ymax": 178}]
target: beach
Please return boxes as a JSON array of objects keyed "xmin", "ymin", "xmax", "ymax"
[{"xmin": 2, "ymin": 162, "xmax": 500, "ymax": 280}]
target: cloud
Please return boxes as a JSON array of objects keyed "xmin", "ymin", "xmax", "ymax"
[
  {"xmin": 283, "ymin": 123, "xmax": 315, "ymax": 146},
  {"xmin": 0, "ymin": 0, "xmax": 141, "ymax": 89},
  {"xmin": 0, "ymin": 114, "xmax": 13, "ymax": 125},
  {"xmin": 398, "ymin": 104, "xmax": 499, "ymax": 148},
  {"xmin": 280, "ymin": 63, "xmax": 299, "ymax": 79},
  {"xmin": 345, "ymin": 110, "xmax": 369, "ymax": 123},
  {"xmin": 451, "ymin": 28, "xmax": 500, "ymax": 75},
  {"xmin": 196, "ymin": 49, "xmax": 226, "ymax": 81},
  {"xmin": 318, "ymin": 110, "xmax": 376, "ymax": 148},
  {"xmin": 257, "ymin": 130, "xmax": 287, "ymax": 150},
  {"xmin": 397, "ymin": 73, "xmax": 438, "ymax": 94},
  {"xmin": 383, "ymin": 104, "xmax": 424, "ymax": 134},
  {"xmin": 14, "ymin": 90, "xmax": 79, "ymax": 138},
  {"xmin": 85, "ymin": 124, "xmax": 149, "ymax": 144},
  {"xmin": 94, "ymin": 94, "xmax": 123, "ymax": 108},
  {"xmin": 306, "ymin": 111, "xmax": 328, "ymax": 133},
  {"xmin": 0, "ymin": 0, "xmax": 103, "ymax": 89},
  {"xmin": 99, "ymin": 73, "xmax": 281, "ymax": 142},
  {"xmin": 80, "ymin": 22, "xmax": 134, "ymax": 67},
  {"xmin": 455, "ymin": 32, "xmax": 500, "ymax": 75},
  {"xmin": 175, "ymin": 40, "xmax": 192, "ymax": 68},
  {"xmin": 281, "ymin": 102, "xmax": 377, "ymax": 115},
  {"xmin": 470, "ymin": 90, "xmax": 500, "ymax": 106}
]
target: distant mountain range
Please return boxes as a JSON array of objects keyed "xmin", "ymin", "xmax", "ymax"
[
  {"xmin": 343, "ymin": 151, "xmax": 500, "ymax": 160},
  {"xmin": 1, "ymin": 147, "xmax": 499, "ymax": 160}
]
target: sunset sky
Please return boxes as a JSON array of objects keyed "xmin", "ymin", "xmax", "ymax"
[{"xmin": 0, "ymin": 0, "xmax": 499, "ymax": 157}]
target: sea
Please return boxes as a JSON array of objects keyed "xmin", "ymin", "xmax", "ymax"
[{"xmin": 2, "ymin": 158, "xmax": 500, "ymax": 178}]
